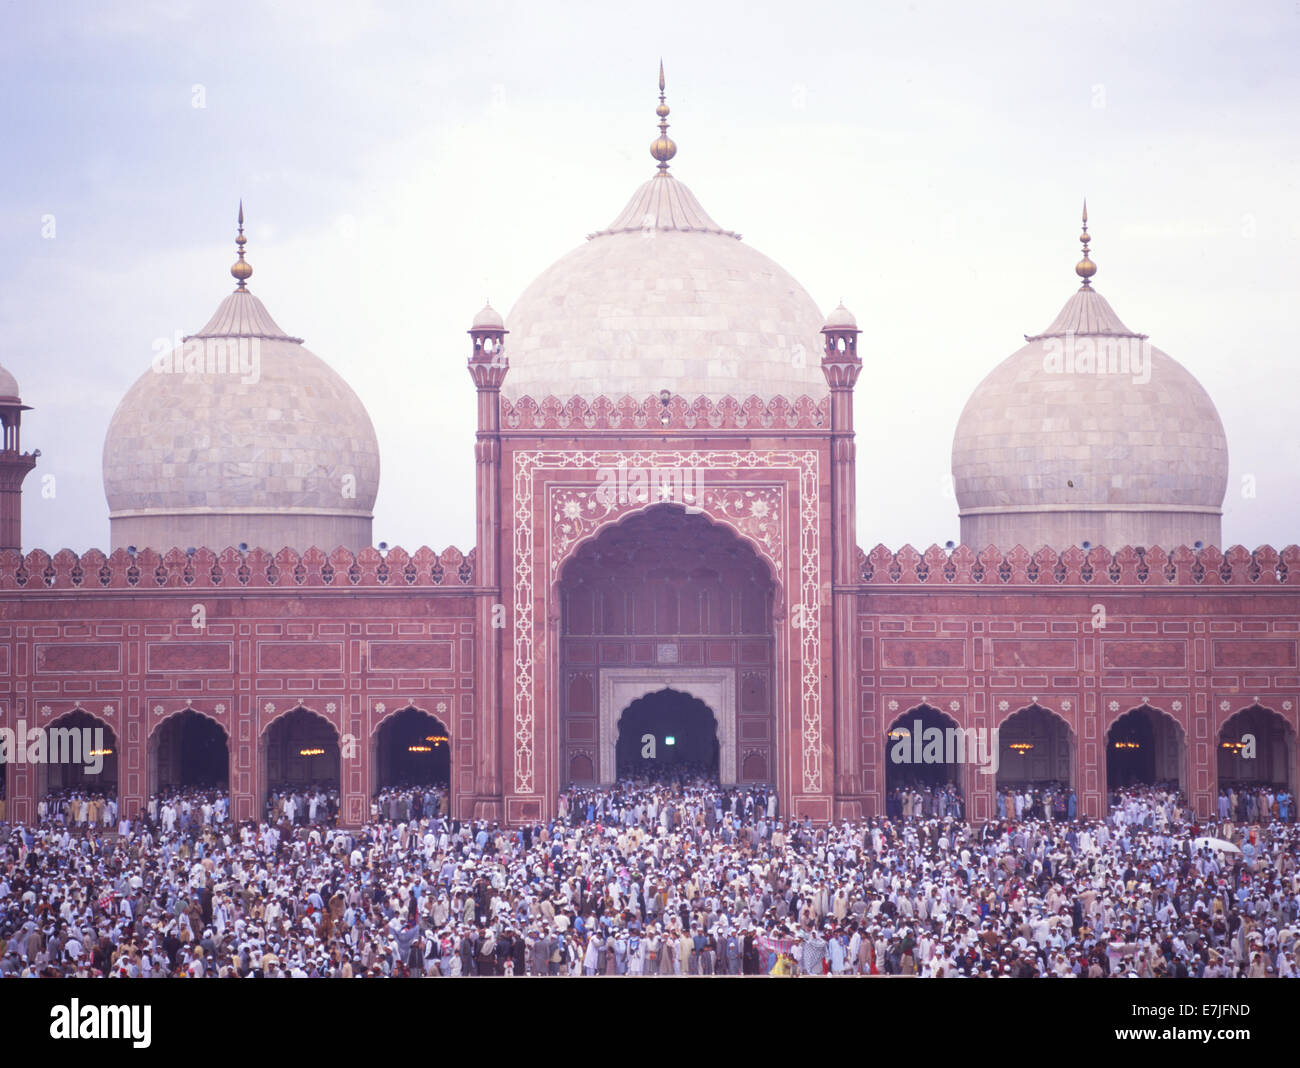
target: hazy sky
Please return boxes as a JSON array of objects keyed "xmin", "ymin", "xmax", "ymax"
[{"xmin": 3, "ymin": 1, "xmax": 1297, "ymax": 555}]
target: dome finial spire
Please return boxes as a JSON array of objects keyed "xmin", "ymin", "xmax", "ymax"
[
  {"xmin": 231, "ymin": 200, "xmax": 253, "ymax": 290},
  {"xmin": 1075, "ymin": 198, "xmax": 1096, "ymax": 288},
  {"xmin": 650, "ymin": 59, "xmax": 677, "ymax": 174}
]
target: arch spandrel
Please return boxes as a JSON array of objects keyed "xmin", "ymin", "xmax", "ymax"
[
  {"xmin": 146, "ymin": 702, "xmax": 232, "ymax": 741},
  {"xmin": 257, "ymin": 701, "xmax": 342, "ymax": 740}
]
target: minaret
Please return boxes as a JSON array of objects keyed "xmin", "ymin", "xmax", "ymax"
[
  {"xmin": 0, "ymin": 366, "xmax": 37, "ymax": 553},
  {"xmin": 467, "ymin": 302, "xmax": 508, "ymax": 818},
  {"xmin": 820, "ymin": 303, "xmax": 864, "ymax": 815}
]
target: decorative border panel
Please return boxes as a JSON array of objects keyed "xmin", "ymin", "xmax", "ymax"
[{"xmin": 512, "ymin": 449, "xmax": 822, "ymax": 796}]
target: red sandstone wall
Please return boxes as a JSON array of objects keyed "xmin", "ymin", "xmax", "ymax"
[
  {"xmin": 3, "ymin": 537, "xmax": 1298, "ymax": 827},
  {"xmin": 854, "ymin": 542, "xmax": 1300, "ymax": 823},
  {"xmin": 0, "ymin": 545, "xmax": 479, "ymax": 825}
]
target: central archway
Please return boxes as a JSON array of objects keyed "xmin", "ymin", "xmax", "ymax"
[{"xmin": 559, "ymin": 505, "xmax": 775, "ymax": 788}]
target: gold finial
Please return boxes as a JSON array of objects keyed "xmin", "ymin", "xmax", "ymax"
[
  {"xmin": 650, "ymin": 59, "xmax": 677, "ymax": 173},
  {"xmin": 231, "ymin": 200, "xmax": 253, "ymax": 289},
  {"xmin": 1075, "ymin": 198, "xmax": 1096, "ymax": 287}
]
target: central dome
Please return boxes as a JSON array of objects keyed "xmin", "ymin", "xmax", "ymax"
[{"xmin": 501, "ymin": 93, "xmax": 828, "ymax": 404}]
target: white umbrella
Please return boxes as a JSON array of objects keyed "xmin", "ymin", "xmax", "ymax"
[{"xmin": 1193, "ymin": 836, "xmax": 1241, "ymax": 854}]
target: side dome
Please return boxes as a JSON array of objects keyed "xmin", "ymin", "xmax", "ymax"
[
  {"xmin": 103, "ymin": 224, "xmax": 380, "ymax": 553},
  {"xmin": 951, "ymin": 282, "xmax": 1228, "ymax": 553}
]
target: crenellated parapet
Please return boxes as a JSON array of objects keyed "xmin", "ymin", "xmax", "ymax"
[
  {"xmin": 0, "ymin": 544, "xmax": 476, "ymax": 590},
  {"xmin": 501, "ymin": 393, "xmax": 829, "ymax": 432},
  {"xmin": 855, "ymin": 542, "xmax": 1300, "ymax": 586}
]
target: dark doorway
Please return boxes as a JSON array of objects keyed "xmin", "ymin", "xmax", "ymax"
[
  {"xmin": 1218, "ymin": 703, "xmax": 1296, "ymax": 799},
  {"xmin": 616, "ymin": 688, "xmax": 718, "ymax": 778},
  {"xmin": 884, "ymin": 705, "xmax": 967, "ymax": 820},
  {"xmin": 376, "ymin": 706, "xmax": 451, "ymax": 789},
  {"xmin": 1107, "ymin": 705, "xmax": 1184, "ymax": 790},
  {"xmin": 997, "ymin": 704, "xmax": 1074, "ymax": 790},
  {"xmin": 40, "ymin": 709, "xmax": 118, "ymax": 793},
  {"xmin": 263, "ymin": 706, "xmax": 339, "ymax": 792},
  {"xmin": 885, "ymin": 705, "xmax": 966, "ymax": 789},
  {"xmin": 152, "ymin": 710, "xmax": 229, "ymax": 791}
]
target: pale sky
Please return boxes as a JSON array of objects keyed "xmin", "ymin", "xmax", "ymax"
[{"xmin": 3, "ymin": 0, "xmax": 1297, "ymax": 555}]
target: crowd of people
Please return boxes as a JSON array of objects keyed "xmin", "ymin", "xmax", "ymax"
[
  {"xmin": 996, "ymin": 783, "xmax": 1076, "ymax": 822},
  {"xmin": 0, "ymin": 773, "xmax": 1297, "ymax": 978},
  {"xmin": 887, "ymin": 784, "xmax": 964, "ymax": 821},
  {"xmin": 1220, "ymin": 785, "xmax": 1292, "ymax": 824}
]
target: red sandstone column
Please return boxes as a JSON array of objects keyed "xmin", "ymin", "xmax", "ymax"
[
  {"xmin": 820, "ymin": 307, "xmax": 865, "ymax": 820},
  {"xmin": 467, "ymin": 307, "xmax": 508, "ymax": 822},
  {"xmin": 232, "ymin": 626, "xmax": 257, "ymax": 824}
]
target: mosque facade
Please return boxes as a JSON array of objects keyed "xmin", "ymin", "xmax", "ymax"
[{"xmin": 0, "ymin": 73, "xmax": 1297, "ymax": 828}]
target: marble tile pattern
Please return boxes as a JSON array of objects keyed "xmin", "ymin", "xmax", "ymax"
[
  {"xmin": 102, "ymin": 289, "xmax": 380, "ymax": 547},
  {"xmin": 951, "ymin": 286, "xmax": 1229, "ymax": 549},
  {"xmin": 501, "ymin": 173, "xmax": 829, "ymax": 403}
]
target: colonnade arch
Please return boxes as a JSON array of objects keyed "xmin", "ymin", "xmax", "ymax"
[
  {"xmin": 148, "ymin": 707, "xmax": 230, "ymax": 795},
  {"xmin": 1218, "ymin": 703, "xmax": 1296, "ymax": 807},
  {"xmin": 259, "ymin": 705, "xmax": 340, "ymax": 817},
  {"xmin": 1105, "ymin": 704, "xmax": 1186, "ymax": 794}
]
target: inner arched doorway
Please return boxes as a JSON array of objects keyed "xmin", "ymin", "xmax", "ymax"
[
  {"xmin": 615, "ymin": 687, "xmax": 718, "ymax": 778},
  {"xmin": 261, "ymin": 706, "xmax": 340, "ymax": 820},
  {"xmin": 37, "ymin": 709, "xmax": 118, "ymax": 796},
  {"xmin": 558, "ymin": 505, "xmax": 777, "ymax": 787},
  {"xmin": 374, "ymin": 705, "xmax": 451, "ymax": 791},
  {"xmin": 149, "ymin": 709, "xmax": 230, "ymax": 794},
  {"xmin": 1218, "ymin": 704, "xmax": 1296, "ymax": 819},
  {"xmin": 1106, "ymin": 705, "xmax": 1185, "ymax": 792},
  {"xmin": 884, "ymin": 704, "xmax": 966, "ymax": 818}
]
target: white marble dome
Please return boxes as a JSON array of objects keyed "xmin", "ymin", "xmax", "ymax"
[
  {"xmin": 951, "ymin": 284, "xmax": 1229, "ymax": 551},
  {"xmin": 500, "ymin": 171, "xmax": 828, "ymax": 403},
  {"xmin": 472, "ymin": 303, "xmax": 504, "ymax": 330},
  {"xmin": 0, "ymin": 362, "xmax": 19, "ymax": 402},
  {"xmin": 103, "ymin": 285, "xmax": 380, "ymax": 553}
]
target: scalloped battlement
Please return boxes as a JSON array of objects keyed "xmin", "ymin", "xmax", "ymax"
[
  {"xmin": 0, "ymin": 545, "xmax": 476, "ymax": 590},
  {"xmin": 501, "ymin": 393, "xmax": 829, "ymax": 431},
  {"xmin": 853, "ymin": 543, "xmax": 1300, "ymax": 586}
]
